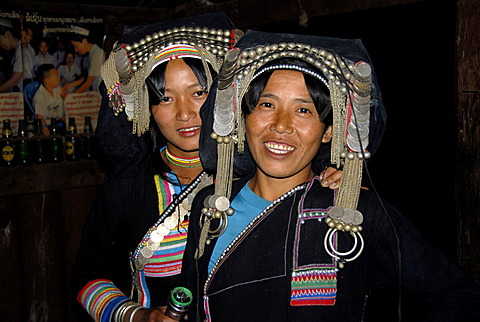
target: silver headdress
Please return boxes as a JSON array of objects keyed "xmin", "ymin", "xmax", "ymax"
[{"xmin": 100, "ymin": 13, "xmax": 243, "ymax": 136}]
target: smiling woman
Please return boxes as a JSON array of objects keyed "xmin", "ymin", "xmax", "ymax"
[
  {"xmin": 243, "ymin": 63, "xmax": 332, "ymax": 201},
  {"xmin": 72, "ymin": 13, "xmax": 242, "ymax": 322},
  {"xmin": 150, "ymin": 59, "xmax": 206, "ymax": 158},
  {"xmin": 182, "ymin": 30, "xmax": 480, "ymax": 321}
]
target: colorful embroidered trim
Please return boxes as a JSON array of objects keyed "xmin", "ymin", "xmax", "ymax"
[
  {"xmin": 204, "ymin": 295, "xmax": 212, "ymax": 322},
  {"xmin": 78, "ymin": 279, "xmax": 129, "ymax": 321},
  {"xmin": 144, "ymin": 222, "xmax": 189, "ymax": 277},
  {"xmin": 133, "ymin": 175, "xmax": 176, "ymax": 258},
  {"xmin": 155, "ymin": 173, "xmax": 175, "ymax": 216},
  {"xmin": 291, "ymin": 179, "xmax": 339, "ymax": 306},
  {"xmin": 134, "ymin": 174, "xmax": 191, "ymax": 306},
  {"xmin": 290, "ymin": 269, "xmax": 337, "ymax": 306},
  {"xmin": 152, "ymin": 45, "xmax": 200, "ymax": 69},
  {"xmin": 135, "ymin": 269, "xmax": 150, "ymax": 308}
]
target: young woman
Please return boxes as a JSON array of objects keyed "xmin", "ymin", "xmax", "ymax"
[
  {"xmin": 182, "ymin": 31, "xmax": 480, "ymax": 321},
  {"xmin": 72, "ymin": 13, "xmax": 242, "ymax": 322}
]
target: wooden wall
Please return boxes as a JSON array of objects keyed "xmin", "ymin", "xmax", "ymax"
[
  {"xmin": 0, "ymin": 161, "xmax": 104, "ymax": 321},
  {"xmin": 456, "ymin": 0, "xmax": 480, "ymax": 284}
]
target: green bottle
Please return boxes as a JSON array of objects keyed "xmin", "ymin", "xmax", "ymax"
[
  {"xmin": 1, "ymin": 119, "xmax": 16, "ymax": 167},
  {"xmin": 82, "ymin": 116, "xmax": 96, "ymax": 160},
  {"xmin": 165, "ymin": 287, "xmax": 192, "ymax": 320},
  {"xmin": 64, "ymin": 117, "xmax": 82, "ymax": 161},
  {"xmin": 48, "ymin": 118, "xmax": 64, "ymax": 163},
  {"xmin": 15, "ymin": 119, "xmax": 32, "ymax": 166},
  {"xmin": 32, "ymin": 118, "xmax": 48, "ymax": 164}
]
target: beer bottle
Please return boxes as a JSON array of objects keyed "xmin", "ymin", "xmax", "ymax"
[
  {"xmin": 48, "ymin": 118, "xmax": 64, "ymax": 163},
  {"xmin": 82, "ymin": 116, "xmax": 96, "ymax": 160},
  {"xmin": 1, "ymin": 119, "xmax": 16, "ymax": 167},
  {"xmin": 64, "ymin": 117, "xmax": 82, "ymax": 161},
  {"xmin": 165, "ymin": 287, "xmax": 192, "ymax": 320},
  {"xmin": 32, "ymin": 118, "xmax": 48, "ymax": 164},
  {"xmin": 26, "ymin": 115, "xmax": 36, "ymax": 138},
  {"xmin": 15, "ymin": 119, "xmax": 32, "ymax": 166}
]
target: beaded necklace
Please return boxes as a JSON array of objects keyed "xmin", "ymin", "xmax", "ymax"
[{"xmin": 165, "ymin": 148, "xmax": 202, "ymax": 168}]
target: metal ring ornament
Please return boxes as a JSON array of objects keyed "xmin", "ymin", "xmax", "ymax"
[
  {"xmin": 324, "ymin": 227, "xmax": 364, "ymax": 264},
  {"xmin": 200, "ymin": 209, "xmax": 229, "ymax": 238},
  {"xmin": 328, "ymin": 228, "xmax": 358, "ymax": 256},
  {"xmin": 209, "ymin": 211, "xmax": 229, "ymax": 238}
]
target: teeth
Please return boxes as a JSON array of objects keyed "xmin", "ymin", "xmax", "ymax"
[
  {"xmin": 178, "ymin": 126, "xmax": 200, "ymax": 132},
  {"xmin": 265, "ymin": 142, "xmax": 295, "ymax": 154}
]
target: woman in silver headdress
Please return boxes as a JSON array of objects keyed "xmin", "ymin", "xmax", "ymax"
[
  {"xmin": 182, "ymin": 31, "xmax": 480, "ymax": 321},
  {"xmin": 72, "ymin": 13, "xmax": 243, "ymax": 321}
]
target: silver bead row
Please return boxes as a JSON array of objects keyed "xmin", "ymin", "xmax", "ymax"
[
  {"xmin": 234, "ymin": 43, "xmax": 355, "ymax": 94},
  {"xmin": 122, "ymin": 27, "xmax": 232, "ymax": 72},
  {"xmin": 133, "ymin": 172, "xmax": 208, "ymax": 261}
]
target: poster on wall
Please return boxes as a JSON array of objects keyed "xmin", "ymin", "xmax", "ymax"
[{"xmin": 0, "ymin": 10, "xmax": 104, "ymax": 135}]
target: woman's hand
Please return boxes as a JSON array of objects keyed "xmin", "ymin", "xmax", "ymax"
[{"xmin": 320, "ymin": 166, "xmax": 343, "ymax": 189}]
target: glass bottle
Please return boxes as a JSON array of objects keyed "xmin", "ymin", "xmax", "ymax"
[
  {"xmin": 48, "ymin": 118, "xmax": 64, "ymax": 163},
  {"xmin": 64, "ymin": 117, "xmax": 82, "ymax": 161},
  {"xmin": 15, "ymin": 119, "xmax": 32, "ymax": 166},
  {"xmin": 82, "ymin": 116, "xmax": 96, "ymax": 160},
  {"xmin": 26, "ymin": 115, "xmax": 36, "ymax": 138},
  {"xmin": 164, "ymin": 287, "xmax": 192, "ymax": 320},
  {"xmin": 32, "ymin": 118, "xmax": 48, "ymax": 164},
  {"xmin": 1, "ymin": 119, "xmax": 16, "ymax": 167}
]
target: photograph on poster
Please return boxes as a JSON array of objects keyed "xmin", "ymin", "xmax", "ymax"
[{"xmin": 0, "ymin": 10, "xmax": 104, "ymax": 136}]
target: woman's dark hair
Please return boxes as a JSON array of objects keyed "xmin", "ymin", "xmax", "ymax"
[
  {"xmin": 242, "ymin": 57, "xmax": 333, "ymax": 174},
  {"xmin": 145, "ymin": 57, "xmax": 216, "ymax": 180}
]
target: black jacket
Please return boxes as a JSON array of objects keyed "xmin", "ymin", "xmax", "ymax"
[{"xmin": 183, "ymin": 175, "xmax": 480, "ymax": 321}]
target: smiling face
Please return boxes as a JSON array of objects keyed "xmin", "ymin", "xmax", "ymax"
[
  {"xmin": 246, "ymin": 70, "xmax": 331, "ymax": 184},
  {"xmin": 151, "ymin": 59, "xmax": 207, "ymax": 158}
]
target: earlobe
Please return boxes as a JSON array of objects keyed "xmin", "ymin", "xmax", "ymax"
[{"xmin": 322, "ymin": 125, "xmax": 333, "ymax": 143}]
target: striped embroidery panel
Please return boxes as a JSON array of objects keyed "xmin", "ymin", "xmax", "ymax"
[
  {"xmin": 135, "ymin": 269, "xmax": 151, "ymax": 308},
  {"xmin": 144, "ymin": 221, "xmax": 189, "ymax": 277},
  {"xmin": 290, "ymin": 269, "xmax": 337, "ymax": 306},
  {"xmin": 152, "ymin": 45, "xmax": 200, "ymax": 70},
  {"xmin": 155, "ymin": 174, "xmax": 176, "ymax": 216}
]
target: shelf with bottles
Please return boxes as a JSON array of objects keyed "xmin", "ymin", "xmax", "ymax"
[{"xmin": 1, "ymin": 116, "xmax": 98, "ymax": 168}]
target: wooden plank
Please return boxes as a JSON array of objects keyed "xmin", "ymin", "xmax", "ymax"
[
  {"xmin": 0, "ymin": 160, "xmax": 104, "ymax": 197},
  {"xmin": 0, "ymin": 187, "xmax": 99, "ymax": 321},
  {"xmin": 456, "ymin": 0, "xmax": 480, "ymax": 283},
  {"xmin": 0, "ymin": 197, "xmax": 24, "ymax": 320}
]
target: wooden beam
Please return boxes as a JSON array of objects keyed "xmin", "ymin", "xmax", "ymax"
[{"xmin": 456, "ymin": 0, "xmax": 480, "ymax": 283}]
